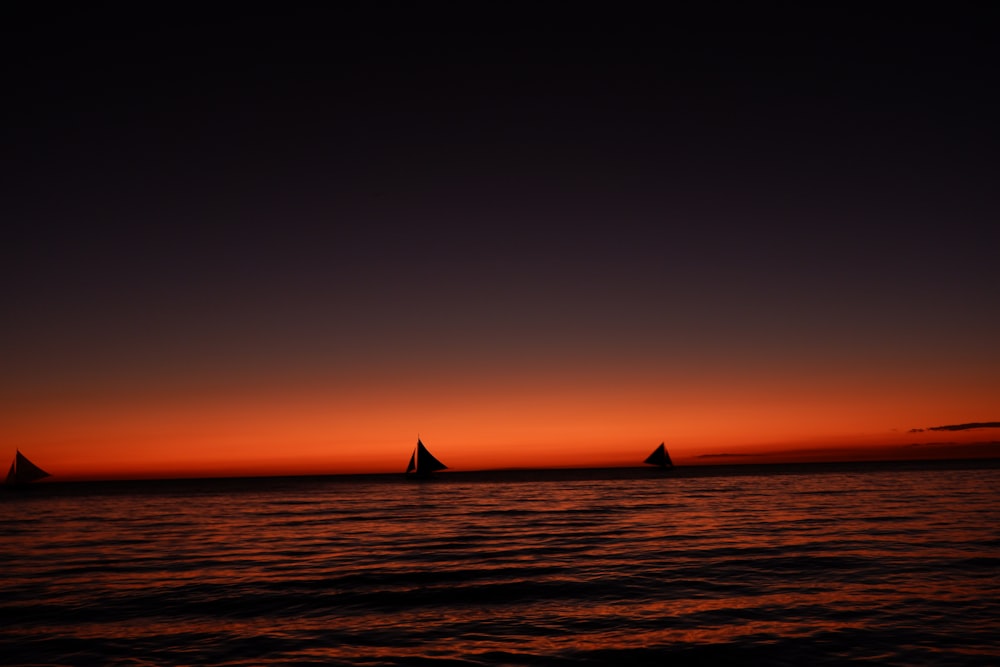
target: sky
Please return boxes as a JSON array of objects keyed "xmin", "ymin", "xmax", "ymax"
[{"xmin": 2, "ymin": 7, "xmax": 998, "ymax": 479}]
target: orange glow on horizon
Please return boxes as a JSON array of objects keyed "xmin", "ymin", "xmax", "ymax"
[{"xmin": 3, "ymin": 371, "xmax": 998, "ymax": 480}]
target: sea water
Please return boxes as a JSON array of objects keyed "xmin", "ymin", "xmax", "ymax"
[{"xmin": 2, "ymin": 460, "xmax": 998, "ymax": 666}]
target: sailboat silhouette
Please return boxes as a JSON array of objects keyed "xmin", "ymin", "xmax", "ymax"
[
  {"xmin": 405, "ymin": 439, "xmax": 447, "ymax": 478},
  {"xmin": 5, "ymin": 449, "xmax": 51, "ymax": 484},
  {"xmin": 644, "ymin": 442, "xmax": 673, "ymax": 469}
]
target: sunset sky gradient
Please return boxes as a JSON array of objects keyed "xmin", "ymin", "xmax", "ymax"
[{"xmin": 3, "ymin": 7, "xmax": 998, "ymax": 479}]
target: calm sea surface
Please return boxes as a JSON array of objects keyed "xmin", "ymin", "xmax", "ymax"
[{"xmin": 2, "ymin": 460, "xmax": 998, "ymax": 666}]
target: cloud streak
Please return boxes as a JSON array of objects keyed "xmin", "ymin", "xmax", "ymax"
[{"xmin": 909, "ymin": 422, "xmax": 1000, "ymax": 433}]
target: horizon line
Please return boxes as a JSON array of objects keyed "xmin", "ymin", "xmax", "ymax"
[{"xmin": 19, "ymin": 454, "xmax": 1000, "ymax": 485}]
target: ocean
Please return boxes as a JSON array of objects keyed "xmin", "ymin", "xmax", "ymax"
[{"xmin": 2, "ymin": 460, "xmax": 998, "ymax": 666}]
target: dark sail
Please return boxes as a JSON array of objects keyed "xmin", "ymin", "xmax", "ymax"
[
  {"xmin": 416, "ymin": 440, "xmax": 447, "ymax": 473},
  {"xmin": 406, "ymin": 439, "xmax": 447, "ymax": 476},
  {"xmin": 5, "ymin": 450, "xmax": 51, "ymax": 484},
  {"xmin": 643, "ymin": 442, "xmax": 673, "ymax": 469}
]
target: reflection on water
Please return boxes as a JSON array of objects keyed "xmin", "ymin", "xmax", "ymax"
[{"xmin": 2, "ymin": 461, "xmax": 998, "ymax": 665}]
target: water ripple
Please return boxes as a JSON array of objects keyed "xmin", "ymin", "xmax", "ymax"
[{"xmin": 2, "ymin": 462, "xmax": 998, "ymax": 665}]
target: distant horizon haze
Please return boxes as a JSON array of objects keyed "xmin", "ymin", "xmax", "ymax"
[{"xmin": 9, "ymin": 427, "xmax": 998, "ymax": 482}]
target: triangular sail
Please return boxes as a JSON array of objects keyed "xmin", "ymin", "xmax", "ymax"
[
  {"xmin": 6, "ymin": 450, "xmax": 51, "ymax": 484},
  {"xmin": 644, "ymin": 442, "xmax": 673, "ymax": 469},
  {"xmin": 416, "ymin": 439, "xmax": 447, "ymax": 473},
  {"xmin": 406, "ymin": 438, "xmax": 447, "ymax": 476}
]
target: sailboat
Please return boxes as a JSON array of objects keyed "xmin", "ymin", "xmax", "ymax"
[
  {"xmin": 644, "ymin": 442, "xmax": 674, "ymax": 469},
  {"xmin": 405, "ymin": 438, "xmax": 447, "ymax": 478},
  {"xmin": 5, "ymin": 449, "xmax": 51, "ymax": 484}
]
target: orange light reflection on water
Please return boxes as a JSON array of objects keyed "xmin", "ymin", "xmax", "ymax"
[{"xmin": 6, "ymin": 464, "xmax": 998, "ymax": 663}]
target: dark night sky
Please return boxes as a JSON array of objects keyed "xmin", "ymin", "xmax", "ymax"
[{"xmin": 2, "ymin": 6, "xmax": 998, "ymax": 475}]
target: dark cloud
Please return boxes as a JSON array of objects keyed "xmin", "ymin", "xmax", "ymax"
[{"xmin": 926, "ymin": 422, "xmax": 1000, "ymax": 432}]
